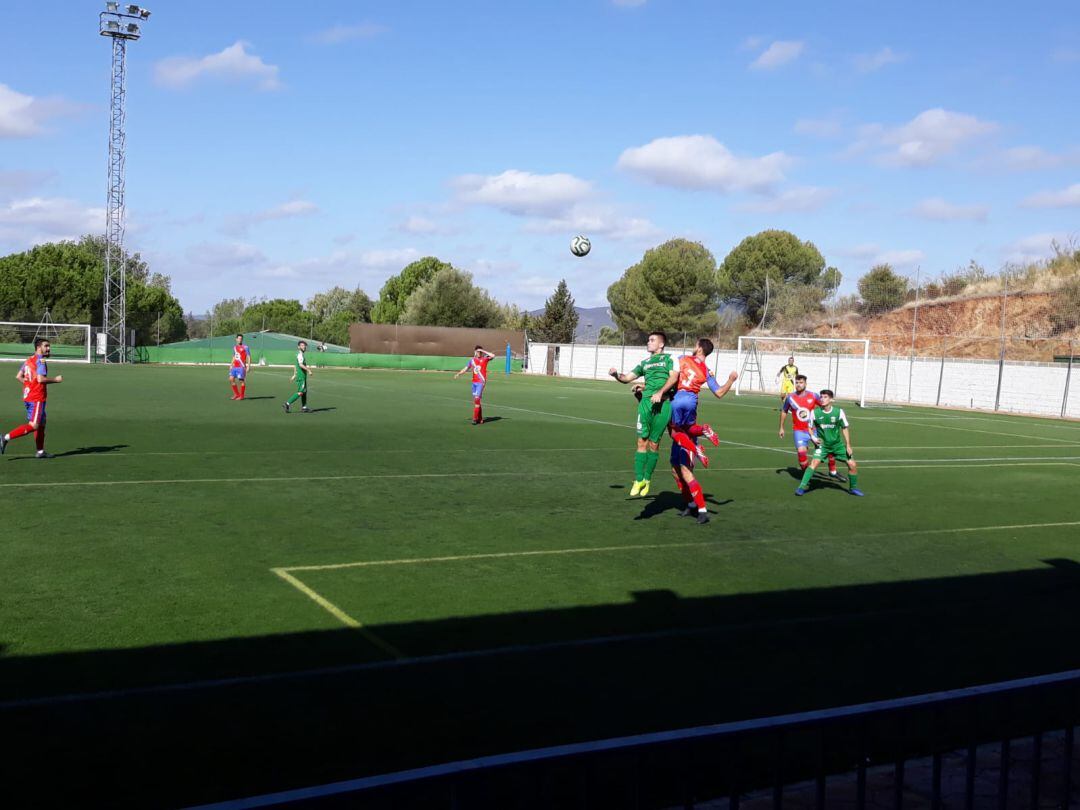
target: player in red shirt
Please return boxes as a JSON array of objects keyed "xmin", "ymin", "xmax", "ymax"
[
  {"xmin": 666, "ymin": 338, "xmax": 738, "ymax": 523},
  {"xmin": 229, "ymin": 333, "xmax": 252, "ymax": 400},
  {"xmin": 1, "ymin": 338, "xmax": 63, "ymax": 458},
  {"xmin": 778, "ymin": 374, "xmax": 838, "ymax": 477},
  {"xmin": 453, "ymin": 345, "xmax": 496, "ymax": 424}
]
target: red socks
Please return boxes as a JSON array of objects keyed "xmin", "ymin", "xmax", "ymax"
[
  {"xmin": 797, "ymin": 447, "xmax": 808, "ymax": 469},
  {"xmin": 686, "ymin": 425, "xmax": 704, "ymax": 438},
  {"xmin": 828, "ymin": 455, "xmax": 837, "ymax": 474},
  {"xmin": 672, "ymin": 430, "xmax": 696, "ymax": 456},
  {"xmin": 34, "ymin": 422, "xmax": 45, "ymax": 451},
  {"xmin": 472, "ymin": 397, "xmax": 482, "ymax": 423},
  {"xmin": 687, "ymin": 480, "xmax": 706, "ymax": 510},
  {"xmin": 230, "ymin": 384, "xmax": 240, "ymax": 398},
  {"xmin": 239, "ymin": 382, "xmax": 246, "ymax": 399},
  {"xmin": 6, "ymin": 423, "xmax": 35, "ymax": 440}
]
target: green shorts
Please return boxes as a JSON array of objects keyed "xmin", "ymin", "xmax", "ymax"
[
  {"xmin": 812, "ymin": 443, "xmax": 848, "ymax": 462},
  {"xmin": 636, "ymin": 397, "xmax": 672, "ymax": 443},
  {"xmin": 295, "ymin": 374, "xmax": 307, "ymax": 394}
]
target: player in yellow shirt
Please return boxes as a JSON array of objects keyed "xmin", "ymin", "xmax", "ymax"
[{"xmin": 775, "ymin": 356, "xmax": 798, "ymax": 407}]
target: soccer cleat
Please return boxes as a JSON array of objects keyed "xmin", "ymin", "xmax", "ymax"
[
  {"xmin": 629, "ymin": 480, "xmax": 643, "ymax": 497},
  {"xmin": 829, "ymin": 471, "xmax": 847, "ymax": 483},
  {"xmin": 701, "ymin": 424, "xmax": 720, "ymax": 447},
  {"xmin": 282, "ymin": 402, "xmax": 291, "ymax": 414},
  {"xmin": 850, "ymin": 488, "xmax": 865, "ymax": 497},
  {"xmin": 693, "ymin": 445, "xmax": 710, "ymax": 468},
  {"xmin": 696, "ymin": 511, "xmax": 710, "ymax": 524},
  {"xmin": 678, "ymin": 507, "xmax": 695, "ymax": 517},
  {"xmin": 0, "ymin": 434, "xmax": 6, "ymax": 455},
  {"xmin": 639, "ymin": 480, "xmax": 650, "ymax": 497},
  {"xmin": 35, "ymin": 451, "xmax": 53, "ymax": 459},
  {"xmin": 795, "ymin": 488, "xmax": 806, "ymax": 496},
  {"xmin": 301, "ymin": 406, "xmax": 311, "ymax": 413}
]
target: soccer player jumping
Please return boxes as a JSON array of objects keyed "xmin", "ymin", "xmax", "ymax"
[
  {"xmin": 454, "ymin": 345, "xmax": 496, "ymax": 425},
  {"xmin": 610, "ymin": 331, "xmax": 679, "ymax": 497},
  {"xmin": 1, "ymin": 338, "xmax": 62, "ymax": 459},
  {"xmin": 229, "ymin": 333, "xmax": 251, "ymax": 400},
  {"xmin": 794, "ymin": 389, "xmax": 864, "ymax": 497}
]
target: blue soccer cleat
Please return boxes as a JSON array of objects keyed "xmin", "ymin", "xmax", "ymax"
[
  {"xmin": 850, "ymin": 488, "xmax": 865, "ymax": 497},
  {"xmin": 795, "ymin": 487, "xmax": 806, "ymax": 496}
]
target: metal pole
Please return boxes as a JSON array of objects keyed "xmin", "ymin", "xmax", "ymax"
[
  {"xmin": 735, "ymin": 336, "xmax": 743, "ymax": 396},
  {"xmin": 592, "ymin": 340, "xmax": 600, "ymax": 380},
  {"xmin": 993, "ymin": 275, "xmax": 1008, "ymax": 411},
  {"xmin": 936, "ymin": 341, "xmax": 946, "ymax": 406},
  {"xmin": 859, "ymin": 340, "xmax": 869, "ymax": 408},
  {"xmin": 568, "ymin": 334, "xmax": 576, "ymax": 379},
  {"xmin": 882, "ymin": 352, "xmax": 891, "ymax": 403},
  {"xmin": 620, "ymin": 333, "xmax": 625, "ymax": 373},
  {"xmin": 1063, "ymin": 340, "xmax": 1074, "ymax": 418},
  {"xmin": 908, "ymin": 266, "xmax": 920, "ymax": 402}
]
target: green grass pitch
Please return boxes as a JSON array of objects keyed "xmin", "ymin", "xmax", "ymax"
[{"xmin": 2, "ymin": 363, "xmax": 1079, "ymax": 807}]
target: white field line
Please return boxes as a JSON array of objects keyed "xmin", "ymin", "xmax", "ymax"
[
  {"xmin": 861, "ymin": 415, "xmax": 1080, "ymax": 446},
  {"xmin": 1, "ymin": 460, "xmax": 1076, "ymax": 489}
]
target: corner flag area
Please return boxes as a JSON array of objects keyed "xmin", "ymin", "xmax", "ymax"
[{"xmin": 2, "ymin": 364, "xmax": 1079, "ymax": 807}]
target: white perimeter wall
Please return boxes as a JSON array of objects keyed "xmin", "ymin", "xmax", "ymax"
[{"xmin": 526, "ymin": 342, "xmax": 1080, "ymax": 420}]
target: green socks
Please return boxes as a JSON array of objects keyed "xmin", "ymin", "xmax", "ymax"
[
  {"xmin": 849, "ymin": 473, "xmax": 859, "ymax": 490},
  {"xmin": 643, "ymin": 451, "xmax": 659, "ymax": 480},
  {"xmin": 287, "ymin": 393, "xmax": 300, "ymax": 405},
  {"xmin": 798, "ymin": 466, "xmax": 814, "ymax": 489},
  {"xmin": 634, "ymin": 451, "xmax": 647, "ymax": 481}
]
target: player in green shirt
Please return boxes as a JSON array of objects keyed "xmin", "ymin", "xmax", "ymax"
[
  {"xmin": 283, "ymin": 340, "xmax": 312, "ymax": 414},
  {"xmin": 609, "ymin": 331, "xmax": 679, "ymax": 497},
  {"xmin": 794, "ymin": 389, "xmax": 863, "ymax": 496}
]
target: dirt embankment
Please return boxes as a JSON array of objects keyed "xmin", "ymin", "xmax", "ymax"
[{"xmin": 813, "ymin": 292, "xmax": 1080, "ymax": 360}]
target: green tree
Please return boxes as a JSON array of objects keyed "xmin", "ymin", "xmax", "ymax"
[
  {"xmin": 718, "ymin": 230, "xmax": 835, "ymax": 324},
  {"xmin": 399, "ymin": 267, "xmax": 502, "ymax": 328},
  {"xmin": 241, "ymin": 299, "xmax": 308, "ymax": 336},
  {"xmin": 75, "ymin": 234, "xmax": 151, "ymax": 284},
  {"xmin": 607, "ymin": 239, "xmax": 721, "ymax": 342},
  {"xmin": 307, "ymin": 286, "xmax": 374, "ymax": 345},
  {"xmin": 371, "ymin": 257, "xmax": 453, "ymax": 324},
  {"xmin": 857, "ymin": 264, "xmax": 909, "ymax": 313},
  {"xmin": 531, "ymin": 279, "xmax": 579, "ymax": 343}
]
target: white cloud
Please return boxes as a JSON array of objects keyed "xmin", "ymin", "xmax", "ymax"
[
  {"xmin": 1001, "ymin": 232, "xmax": 1072, "ymax": 263},
  {"xmin": 155, "ymin": 42, "xmax": 281, "ymax": 91},
  {"xmin": 186, "ymin": 242, "xmax": 267, "ymax": 268},
  {"xmin": 618, "ymin": 135, "xmax": 792, "ymax": 193},
  {"xmin": 0, "ymin": 197, "xmax": 104, "ymax": 247},
  {"xmin": 794, "ymin": 116, "xmax": 843, "ymax": 138},
  {"xmin": 736, "ymin": 186, "xmax": 838, "ymax": 214},
  {"xmin": 910, "ymin": 197, "xmax": 989, "ymax": 222},
  {"xmin": 991, "ymin": 145, "xmax": 1080, "ymax": 172},
  {"xmin": 836, "ymin": 243, "xmax": 924, "ymax": 269},
  {"xmin": 1021, "ymin": 183, "xmax": 1080, "ymax": 208},
  {"xmin": 0, "ymin": 170, "xmax": 54, "ymax": 196},
  {"xmin": 263, "ymin": 247, "xmax": 421, "ymax": 280},
  {"xmin": 750, "ymin": 41, "xmax": 804, "ymax": 71},
  {"xmin": 854, "ymin": 108, "xmax": 997, "ymax": 167},
  {"xmin": 523, "ymin": 204, "xmax": 660, "ymax": 242},
  {"xmin": 221, "ymin": 199, "xmax": 319, "ymax": 235},
  {"xmin": 454, "ymin": 170, "xmax": 592, "ymax": 217},
  {"xmin": 397, "ymin": 215, "xmax": 450, "ymax": 235},
  {"xmin": 853, "ymin": 47, "xmax": 905, "ymax": 73},
  {"xmin": 0, "ymin": 83, "xmax": 82, "ymax": 139},
  {"xmin": 309, "ymin": 23, "xmax": 387, "ymax": 45},
  {"xmin": 740, "ymin": 36, "xmax": 765, "ymax": 52}
]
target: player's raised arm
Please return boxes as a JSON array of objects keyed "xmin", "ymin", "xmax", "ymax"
[
  {"xmin": 609, "ymin": 366, "xmax": 640, "ymax": 384},
  {"xmin": 705, "ymin": 370, "xmax": 738, "ymax": 401},
  {"xmin": 454, "ymin": 362, "xmax": 470, "ymax": 380}
]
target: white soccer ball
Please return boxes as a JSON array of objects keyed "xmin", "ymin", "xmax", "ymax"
[{"xmin": 570, "ymin": 235, "xmax": 591, "ymax": 257}]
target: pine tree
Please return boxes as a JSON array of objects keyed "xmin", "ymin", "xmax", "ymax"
[{"xmin": 532, "ymin": 279, "xmax": 578, "ymax": 343}]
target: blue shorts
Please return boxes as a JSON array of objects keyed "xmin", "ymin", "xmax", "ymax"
[
  {"xmin": 229, "ymin": 367, "xmax": 246, "ymax": 380},
  {"xmin": 25, "ymin": 401, "xmax": 46, "ymax": 424},
  {"xmin": 793, "ymin": 430, "xmax": 812, "ymax": 449},
  {"xmin": 471, "ymin": 382, "xmax": 485, "ymax": 399},
  {"xmin": 671, "ymin": 390, "xmax": 698, "ymax": 427},
  {"xmin": 670, "ymin": 437, "xmax": 695, "ymax": 469}
]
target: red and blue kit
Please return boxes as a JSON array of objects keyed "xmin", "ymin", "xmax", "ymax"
[
  {"xmin": 468, "ymin": 355, "xmax": 491, "ymax": 399},
  {"xmin": 22, "ymin": 355, "xmax": 48, "ymax": 424},
  {"xmin": 783, "ymin": 389, "xmax": 821, "ymax": 468},
  {"xmin": 669, "ymin": 355, "xmax": 721, "ymax": 468},
  {"xmin": 230, "ymin": 344, "xmax": 251, "ymax": 380}
]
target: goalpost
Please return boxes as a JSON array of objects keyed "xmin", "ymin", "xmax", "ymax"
[
  {"xmin": 0, "ymin": 320, "xmax": 93, "ymax": 363},
  {"xmin": 736, "ymin": 336, "xmax": 870, "ymax": 407}
]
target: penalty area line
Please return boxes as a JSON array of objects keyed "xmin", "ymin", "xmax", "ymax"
[{"xmin": 271, "ymin": 569, "xmax": 403, "ymax": 659}]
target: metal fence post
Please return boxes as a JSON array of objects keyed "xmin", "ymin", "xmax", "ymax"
[
  {"xmin": 882, "ymin": 353, "xmax": 891, "ymax": 403},
  {"xmin": 993, "ymin": 275, "xmax": 1008, "ymax": 411},
  {"xmin": 908, "ymin": 267, "xmax": 920, "ymax": 402},
  {"xmin": 569, "ymin": 336, "xmax": 576, "ymax": 379},
  {"xmin": 1062, "ymin": 340, "xmax": 1074, "ymax": 419},
  {"xmin": 936, "ymin": 342, "xmax": 947, "ymax": 406},
  {"xmin": 620, "ymin": 333, "xmax": 626, "ymax": 373},
  {"xmin": 593, "ymin": 341, "xmax": 600, "ymax": 380}
]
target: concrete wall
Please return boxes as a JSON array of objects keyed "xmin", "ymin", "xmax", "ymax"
[{"xmin": 526, "ymin": 342, "xmax": 1080, "ymax": 420}]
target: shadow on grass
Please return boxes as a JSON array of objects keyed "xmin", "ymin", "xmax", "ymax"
[
  {"xmin": 303, "ymin": 407, "xmax": 336, "ymax": 414},
  {"xmin": 634, "ymin": 491, "xmax": 734, "ymax": 520},
  {"xmin": 3, "ymin": 560, "xmax": 1080, "ymax": 807},
  {"xmin": 9, "ymin": 444, "xmax": 129, "ymax": 459},
  {"xmin": 239, "ymin": 396, "xmax": 276, "ymax": 401}
]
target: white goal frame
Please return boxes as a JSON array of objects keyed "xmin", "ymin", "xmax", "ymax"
[
  {"xmin": 0, "ymin": 321, "xmax": 93, "ymax": 363},
  {"xmin": 736, "ymin": 335, "xmax": 870, "ymax": 407}
]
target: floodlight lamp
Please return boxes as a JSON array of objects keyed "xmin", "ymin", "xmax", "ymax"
[
  {"xmin": 126, "ymin": 22, "xmax": 139, "ymax": 33},
  {"xmin": 126, "ymin": 4, "xmax": 140, "ymax": 13},
  {"xmin": 105, "ymin": 20, "xmax": 120, "ymax": 31},
  {"xmin": 139, "ymin": 8, "xmax": 151, "ymax": 19},
  {"xmin": 106, "ymin": 2, "xmax": 119, "ymax": 11}
]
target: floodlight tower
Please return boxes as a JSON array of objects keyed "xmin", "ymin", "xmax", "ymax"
[{"xmin": 99, "ymin": 3, "xmax": 151, "ymax": 363}]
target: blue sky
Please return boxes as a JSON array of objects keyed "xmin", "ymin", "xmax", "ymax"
[{"xmin": 1, "ymin": 0, "xmax": 1078, "ymax": 313}]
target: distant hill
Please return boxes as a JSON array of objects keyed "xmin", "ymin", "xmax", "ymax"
[{"xmin": 528, "ymin": 305, "xmax": 614, "ymax": 337}]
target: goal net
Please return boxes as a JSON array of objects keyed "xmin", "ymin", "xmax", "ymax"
[
  {"xmin": 0, "ymin": 321, "xmax": 92, "ymax": 363},
  {"xmin": 736, "ymin": 336, "xmax": 870, "ymax": 407}
]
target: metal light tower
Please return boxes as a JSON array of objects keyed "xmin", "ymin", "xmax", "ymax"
[{"xmin": 99, "ymin": 3, "xmax": 150, "ymax": 363}]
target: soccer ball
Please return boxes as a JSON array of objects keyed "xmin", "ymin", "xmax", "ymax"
[{"xmin": 570, "ymin": 235, "xmax": 591, "ymax": 257}]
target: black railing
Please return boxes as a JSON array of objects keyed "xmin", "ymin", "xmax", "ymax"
[{"xmin": 188, "ymin": 669, "xmax": 1080, "ymax": 809}]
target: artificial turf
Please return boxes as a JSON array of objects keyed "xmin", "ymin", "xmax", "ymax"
[{"xmin": 2, "ymin": 362, "xmax": 1079, "ymax": 807}]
